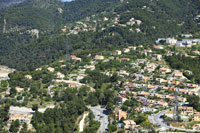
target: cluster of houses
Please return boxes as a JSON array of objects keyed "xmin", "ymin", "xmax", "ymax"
[
  {"xmin": 96, "ymin": 43, "xmax": 200, "ymax": 131},
  {"xmin": 5, "ymin": 34, "xmax": 200, "ymax": 131},
  {"xmin": 156, "ymin": 34, "xmax": 200, "ymax": 48},
  {"xmin": 165, "ymin": 106, "xmax": 200, "ymax": 125},
  {"xmin": 61, "ymin": 11, "xmax": 143, "ymax": 35},
  {"xmin": 115, "ymin": 109, "xmax": 139, "ymax": 131}
]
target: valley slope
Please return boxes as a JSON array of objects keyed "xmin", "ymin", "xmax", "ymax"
[{"xmin": 0, "ymin": 0, "xmax": 199, "ymax": 71}]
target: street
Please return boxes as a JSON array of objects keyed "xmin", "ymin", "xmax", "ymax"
[
  {"xmin": 88, "ymin": 106, "xmax": 109, "ymax": 133},
  {"xmin": 9, "ymin": 105, "xmax": 55, "ymax": 114},
  {"xmin": 149, "ymin": 108, "xmax": 200, "ymax": 132}
]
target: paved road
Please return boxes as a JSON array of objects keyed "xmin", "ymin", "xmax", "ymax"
[
  {"xmin": 48, "ymin": 85, "xmax": 55, "ymax": 98},
  {"xmin": 88, "ymin": 106, "xmax": 109, "ymax": 133},
  {"xmin": 9, "ymin": 105, "xmax": 55, "ymax": 114},
  {"xmin": 149, "ymin": 108, "xmax": 200, "ymax": 132},
  {"xmin": 79, "ymin": 113, "xmax": 89, "ymax": 132}
]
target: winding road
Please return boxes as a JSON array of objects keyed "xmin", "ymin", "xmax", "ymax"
[{"xmin": 149, "ymin": 108, "xmax": 200, "ymax": 132}]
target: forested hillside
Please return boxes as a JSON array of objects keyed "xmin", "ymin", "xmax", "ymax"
[
  {"xmin": 0, "ymin": 0, "xmax": 199, "ymax": 71},
  {"xmin": 0, "ymin": 0, "xmax": 25, "ymax": 8}
]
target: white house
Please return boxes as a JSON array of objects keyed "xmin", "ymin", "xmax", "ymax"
[
  {"xmin": 152, "ymin": 54, "xmax": 162, "ymax": 61},
  {"xmin": 56, "ymin": 72, "xmax": 65, "ymax": 79},
  {"xmin": 166, "ymin": 38, "xmax": 177, "ymax": 45},
  {"xmin": 47, "ymin": 67, "xmax": 55, "ymax": 72},
  {"xmin": 122, "ymin": 48, "xmax": 130, "ymax": 53},
  {"xmin": 114, "ymin": 50, "xmax": 122, "ymax": 55}
]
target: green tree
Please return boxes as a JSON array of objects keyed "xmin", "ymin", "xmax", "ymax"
[
  {"xmin": 9, "ymin": 120, "xmax": 20, "ymax": 133},
  {"xmin": 32, "ymin": 104, "xmax": 38, "ymax": 111}
]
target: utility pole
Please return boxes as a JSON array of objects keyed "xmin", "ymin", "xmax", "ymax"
[{"xmin": 173, "ymin": 88, "xmax": 179, "ymax": 122}]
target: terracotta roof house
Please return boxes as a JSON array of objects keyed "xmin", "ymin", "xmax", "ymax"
[
  {"xmin": 153, "ymin": 45, "xmax": 163, "ymax": 50},
  {"xmin": 156, "ymin": 94, "xmax": 165, "ymax": 99},
  {"xmin": 156, "ymin": 101, "xmax": 168, "ymax": 107},
  {"xmin": 115, "ymin": 109, "xmax": 127, "ymax": 121},
  {"xmin": 138, "ymin": 91, "xmax": 149, "ymax": 97},
  {"xmin": 71, "ymin": 55, "xmax": 82, "ymax": 61},
  {"xmin": 166, "ymin": 95, "xmax": 175, "ymax": 100},
  {"xmin": 173, "ymin": 71, "xmax": 183, "ymax": 78}
]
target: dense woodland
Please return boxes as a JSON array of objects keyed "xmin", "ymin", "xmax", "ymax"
[
  {"xmin": 0, "ymin": 0, "xmax": 199, "ymax": 70},
  {"xmin": 31, "ymin": 89, "xmax": 87, "ymax": 133},
  {"xmin": 166, "ymin": 55, "xmax": 200, "ymax": 83}
]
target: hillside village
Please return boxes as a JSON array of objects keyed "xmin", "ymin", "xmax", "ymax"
[
  {"xmin": 61, "ymin": 10, "xmax": 143, "ymax": 35},
  {"xmin": 0, "ymin": 33, "xmax": 200, "ymax": 132},
  {"xmin": 0, "ymin": 0, "xmax": 200, "ymax": 132}
]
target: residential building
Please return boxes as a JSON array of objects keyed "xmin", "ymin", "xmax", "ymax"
[
  {"xmin": 71, "ymin": 55, "xmax": 82, "ymax": 61},
  {"xmin": 193, "ymin": 113, "xmax": 200, "ymax": 121},
  {"xmin": 47, "ymin": 67, "xmax": 55, "ymax": 72},
  {"xmin": 123, "ymin": 120, "xmax": 136, "ymax": 130},
  {"xmin": 122, "ymin": 48, "xmax": 130, "ymax": 53},
  {"xmin": 138, "ymin": 91, "xmax": 149, "ymax": 97},
  {"xmin": 9, "ymin": 113, "xmax": 33, "ymax": 124},
  {"xmin": 159, "ymin": 68, "xmax": 171, "ymax": 74},
  {"xmin": 145, "ymin": 63, "xmax": 157, "ymax": 72},
  {"xmin": 152, "ymin": 54, "xmax": 162, "ymax": 61},
  {"xmin": 192, "ymin": 50, "xmax": 200, "ymax": 55},
  {"xmin": 178, "ymin": 106, "xmax": 194, "ymax": 116},
  {"xmin": 117, "ymin": 96, "xmax": 128, "ymax": 104},
  {"xmin": 35, "ymin": 67, "xmax": 42, "ymax": 71},
  {"xmin": 128, "ymin": 46, "xmax": 137, "ymax": 50},
  {"xmin": 56, "ymin": 72, "xmax": 65, "ymax": 79},
  {"xmin": 115, "ymin": 109, "xmax": 127, "ymax": 121},
  {"xmin": 15, "ymin": 87, "xmax": 24, "ymax": 93},
  {"xmin": 192, "ymin": 124, "xmax": 200, "ymax": 130},
  {"xmin": 94, "ymin": 55, "xmax": 104, "ymax": 60},
  {"xmin": 156, "ymin": 101, "xmax": 168, "ymax": 107},
  {"xmin": 24, "ymin": 75, "xmax": 32, "ymax": 79},
  {"xmin": 173, "ymin": 71, "xmax": 183, "ymax": 78},
  {"xmin": 181, "ymin": 34, "xmax": 193, "ymax": 38},
  {"xmin": 114, "ymin": 50, "xmax": 122, "ymax": 55},
  {"xmin": 84, "ymin": 65, "xmax": 95, "ymax": 70},
  {"xmin": 156, "ymin": 94, "xmax": 165, "ymax": 99},
  {"xmin": 120, "ymin": 58, "xmax": 130, "ymax": 61},
  {"xmin": 166, "ymin": 38, "xmax": 177, "ymax": 44},
  {"xmin": 153, "ymin": 45, "xmax": 163, "ymax": 49}
]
